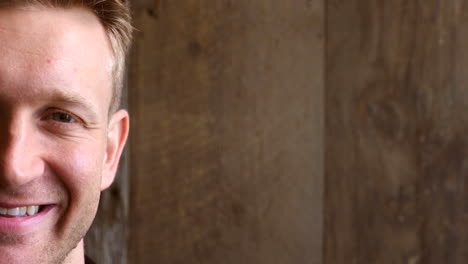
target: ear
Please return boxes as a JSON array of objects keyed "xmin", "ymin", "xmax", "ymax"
[{"xmin": 101, "ymin": 109, "xmax": 129, "ymax": 191}]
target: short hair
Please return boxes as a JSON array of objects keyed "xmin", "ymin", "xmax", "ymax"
[{"xmin": 0, "ymin": 0, "xmax": 133, "ymax": 114}]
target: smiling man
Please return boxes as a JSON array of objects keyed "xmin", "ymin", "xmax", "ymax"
[{"xmin": 0, "ymin": 1, "xmax": 132, "ymax": 263}]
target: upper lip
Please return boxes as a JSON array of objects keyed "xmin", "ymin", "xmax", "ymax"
[{"xmin": 0, "ymin": 194, "xmax": 57, "ymax": 208}]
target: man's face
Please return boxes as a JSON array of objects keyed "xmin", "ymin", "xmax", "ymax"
[{"xmin": 0, "ymin": 6, "xmax": 128, "ymax": 264}]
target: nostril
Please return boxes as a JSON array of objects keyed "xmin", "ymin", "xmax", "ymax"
[{"xmin": 0, "ymin": 154, "xmax": 45, "ymax": 186}]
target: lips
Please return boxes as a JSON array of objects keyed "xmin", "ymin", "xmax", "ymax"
[{"xmin": 0, "ymin": 204, "xmax": 56, "ymax": 233}]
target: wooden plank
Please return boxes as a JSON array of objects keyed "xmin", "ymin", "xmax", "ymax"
[
  {"xmin": 128, "ymin": 1, "xmax": 323, "ymax": 263},
  {"xmin": 326, "ymin": 1, "xmax": 468, "ymax": 263}
]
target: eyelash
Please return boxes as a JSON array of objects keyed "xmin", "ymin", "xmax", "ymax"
[{"xmin": 42, "ymin": 109, "xmax": 84, "ymax": 127}]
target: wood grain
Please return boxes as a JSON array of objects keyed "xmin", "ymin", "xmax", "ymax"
[
  {"xmin": 326, "ymin": 1, "xmax": 468, "ymax": 263},
  {"xmin": 128, "ymin": 0, "xmax": 324, "ymax": 263}
]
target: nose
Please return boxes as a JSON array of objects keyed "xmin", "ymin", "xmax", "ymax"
[{"xmin": 0, "ymin": 113, "xmax": 44, "ymax": 187}]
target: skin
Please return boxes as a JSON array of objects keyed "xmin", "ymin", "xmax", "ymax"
[{"xmin": 0, "ymin": 6, "xmax": 129, "ymax": 264}]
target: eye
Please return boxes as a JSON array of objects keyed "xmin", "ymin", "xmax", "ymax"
[{"xmin": 48, "ymin": 112, "xmax": 77, "ymax": 123}]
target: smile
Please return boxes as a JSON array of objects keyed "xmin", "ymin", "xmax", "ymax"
[
  {"xmin": 0, "ymin": 204, "xmax": 55, "ymax": 232},
  {"xmin": 0, "ymin": 206, "xmax": 42, "ymax": 217}
]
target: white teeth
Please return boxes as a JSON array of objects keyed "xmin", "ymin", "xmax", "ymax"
[
  {"xmin": 7, "ymin": 207, "xmax": 19, "ymax": 216},
  {"xmin": 19, "ymin": 207, "xmax": 26, "ymax": 216},
  {"xmin": 0, "ymin": 206, "xmax": 40, "ymax": 217}
]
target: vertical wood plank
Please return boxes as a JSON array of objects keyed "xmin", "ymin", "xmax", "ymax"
[
  {"xmin": 128, "ymin": 1, "xmax": 323, "ymax": 263},
  {"xmin": 326, "ymin": 1, "xmax": 468, "ymax": 263}
]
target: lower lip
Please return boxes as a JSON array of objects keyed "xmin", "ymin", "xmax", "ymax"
[{"xmin": 0, "ymin": 206, "xmax": 56, "ymax": 233}]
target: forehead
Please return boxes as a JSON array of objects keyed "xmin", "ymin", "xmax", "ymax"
[{"xmin": 0, "ymin": 6, "xmax": 113, "ymax": 113}]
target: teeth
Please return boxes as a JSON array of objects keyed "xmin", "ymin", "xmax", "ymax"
[
  {"xmin": 19, "ymin": 207, "xmax": 26, "ymax": 216},
  {"xmin": 0, "ymin": 206, "xmax": 40, "ymax": 217},
  {"xmin": 7, "ymin": 207, "xmax": 19, "ymax": 216},
  {"xmin": 27, "ymin": 206, "xmax": 39, "ymax": 216}
]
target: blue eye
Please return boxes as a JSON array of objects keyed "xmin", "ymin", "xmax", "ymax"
[{"xmin": 49, "ymin": 112, "xmax": 76, "ymax": 123}]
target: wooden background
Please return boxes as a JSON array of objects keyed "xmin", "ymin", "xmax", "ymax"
[
  {"xmin": 326, "ymin": 1, "xmax": 467, "ymax": 264},
  {"xmin": 85, "ymin": 0, "xmax": 467, "ymax": 263},
  {"xmin": 126, "ymin": 0, "xmax": 323, "ymax": 263}
]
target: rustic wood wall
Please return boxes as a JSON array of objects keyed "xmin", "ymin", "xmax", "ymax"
[
  {"xmin": 326, "ymin": 1, "xmax": 468, "ymax": 264},
  {"xmin": 127, "ymin": 0, "xmax": 324, "ymax": 264}
]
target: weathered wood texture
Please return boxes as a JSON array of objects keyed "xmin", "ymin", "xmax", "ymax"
[
  {"xmin": 326, "ymin": 1, "xmax": 468, "ymax": 264},
  {"xmin": 128, "ymin": 1, "xmax": 323, "ymax": 263},
  {"xmin": 84, "ymin": 81, "xmax": 130, "ymax": 264}
]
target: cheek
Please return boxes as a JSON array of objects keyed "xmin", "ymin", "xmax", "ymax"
[
  {"xmin": 43, "ymin": 139, "xmax": 107, "ymax": 237},
  {"xmin": 46, "ymin": 140, "xmax": 106, "ymax": 199}
]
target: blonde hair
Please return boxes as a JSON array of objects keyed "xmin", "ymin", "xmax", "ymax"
[{"xmin": 1, "ymin": 0, "xmax": 133, "ymax": 113}]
